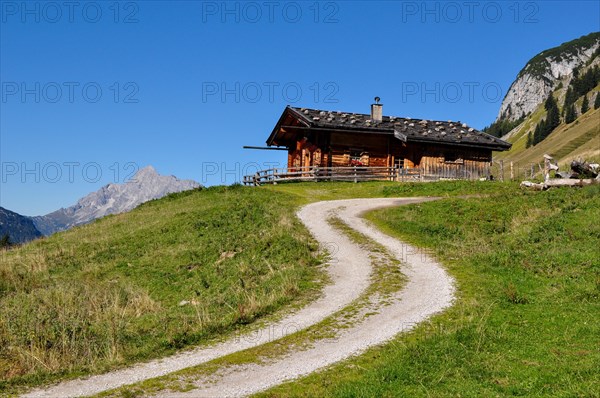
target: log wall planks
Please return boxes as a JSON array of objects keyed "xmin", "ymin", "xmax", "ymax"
[{"xmin": 286, "ymin": 131, "xmax": 492, "ymax": 179}]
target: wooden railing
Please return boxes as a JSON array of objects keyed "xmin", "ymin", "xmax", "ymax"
[{"xmin": 241, "ymin": 166, "xmax": 454, "ymax": 186}]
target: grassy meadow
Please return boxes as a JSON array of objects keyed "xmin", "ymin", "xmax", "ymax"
[
  {"xmin": 259, "ymin": 183, "xmax": 600, "ymax": 397},
  {"xmin": 0, "ymin": 186, "xmax": 324, "ymax": 393},
  {"xmin": 1, "ymin": 180, "xmax": 598, "ymax": 397}
]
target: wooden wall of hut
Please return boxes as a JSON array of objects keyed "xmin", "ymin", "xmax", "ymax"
[
  {"xmin": 417, "ymin": 145, "xmax": 492, "ymax": 179},
  {"xmin": 285, "ymin": 133, "xmax": 493, "ymax": 178}
]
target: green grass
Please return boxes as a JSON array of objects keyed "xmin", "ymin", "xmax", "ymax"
[
  {"xmin": 94, "ymin": 215, "xmax": 407, "ymax": 398},
  {"xmin": 0, "ymin": 186, "xmax": 325, "ymax": 394},
  {"xmin": 263, "ymin": 180, "xmax": 514, "ymax": 202},
  {"xmin": 0, "ymin": 180, "xmax": 511, "ymax": 395},
  {"xmin": 4, "ymin": 180, "xmax": 597, "ymax": 397},
  {"xmin": 552, "ymin": 121, "xmax": 600, "ymax": 161},
  {"xmin": 258, "ymin": 184, "xmax": 600, "ymax": 397}
]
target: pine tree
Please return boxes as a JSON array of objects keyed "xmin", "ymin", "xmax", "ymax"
[
  {"xmin": 582, "ymin": 69, "xmax": 597, "ymax": 93},
  {"xmin": 543, "ymin": 95, "xmax": 560, "ymax": 138},
  {"xmin": 564, "ymin": 87, "xmax": 576, "ymax": 108},
  {"xmin": 565, "ymin": 104, "xmax": 577, "ymax": 123},
  {"xmin": 533, "ymin": 122, "xmax": 542, "ymax": 145},
  {"xmin": 566, "ymin": 66, "xmax": 600, "ymax": 106},
  {"xmin": 526, "ymin": 131, "xmax": 533, "ymax": 148},
  {"xmin": 581, "ymin": 95, "xmax": 589, "ymax": 114},
  {"xmin": 0, "ymin": 234, "xmax": 11, "ymax": 249},
  {"xmin": 529, "ymin": 94, "xmax": 562, "ymax": 146},
  {"xmin": 594, "ymin": 93, "xmax": 600, "ymax": 110},
  {"xmin": 548, "ymin": 103, "xmax": 560, "ymax": 127},
  {"xmin": 544, "ymin": 94, "xmax": 556, "ymax": 111}
]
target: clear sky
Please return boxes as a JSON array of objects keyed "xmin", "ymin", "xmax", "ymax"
[{"xmin": 1, "ymin": 0, "xmax": 599, "ymax": 215}]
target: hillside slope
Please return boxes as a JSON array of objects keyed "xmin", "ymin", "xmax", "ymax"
[
  {"xmin": 4, "ymin": 181, "xmax": 599, "ymax": 397},
  {"xmin": 260, "ymin": 184, "xmax": 600, "ymax": 397},
  {"xmin": 495, "ymin": 106, "xmax": 600, "ymax": 171},
  {"xmin": 0, "ymin": 207, "xmax": 42, "ymax": 244},
  {"xmin": 0, "ymin": 186, "xmax": 322, "ymax": 393}
]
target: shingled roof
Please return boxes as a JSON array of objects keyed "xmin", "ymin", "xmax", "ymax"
[{"xmin": 267, "ymin": 106, "xmax": 511, "ymax": 151}]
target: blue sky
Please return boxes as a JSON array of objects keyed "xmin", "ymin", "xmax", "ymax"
[{"xmin": 1, "ymin": 0, "xmax": 599, "ymax": 215}]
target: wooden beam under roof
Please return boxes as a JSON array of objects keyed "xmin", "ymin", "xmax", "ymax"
[{"xmin": 243, "ymin": 146, "xmax": 288, "ymax": 151}]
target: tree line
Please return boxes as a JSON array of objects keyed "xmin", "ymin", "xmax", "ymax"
[
  {"xmin": 527, "ymin": 64, "xmax": 600, "ymax": 148},
  {"xmin": 482, "ymin": 116, "xmax": 525, "ymax": 138},
  {"xmin": 527, "ymin": 95, "xmax": 560, "ymax": 147},
  {"xmin": 562, "ymin": 65, "xmax": 600, "ymax": 124},
  {"xmin": 0, "ymin": 234, "xmax": 12, "ymax": 249}
]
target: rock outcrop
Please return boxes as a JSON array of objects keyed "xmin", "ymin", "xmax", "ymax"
[{"xmin": 497, "ymin": 32, "xmax": 599, "ymax": 122}]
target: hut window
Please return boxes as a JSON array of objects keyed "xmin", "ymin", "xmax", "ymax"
[
  {"xmin": 349, "ymin": 150, "xmax": 365, "ymax": 166},
  {"xmin": 444, "ymin": 152, "xmax": 464, "ymax": 164}
]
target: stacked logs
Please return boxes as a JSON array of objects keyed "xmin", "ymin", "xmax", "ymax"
[{"xmin": 520, "ymin": 155, "xmax": 599, "ymax": 190}]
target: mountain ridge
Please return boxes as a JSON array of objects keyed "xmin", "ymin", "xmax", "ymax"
[
  {"xmin": 491, "ymin": 37, "xmax": 600, "ymax": 174},
  {"xmin": 497, "ymin": 32, "xmax": 600, "ymax": 122},
  {"xmin": 31, "ymin": 166, "xmax": 201, "ymax": 236},
  {"xmin": 0, "ymin": 207, "xmax": 43, "ymax": 244}
]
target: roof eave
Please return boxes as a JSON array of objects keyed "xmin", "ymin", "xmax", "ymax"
[
  {"xmin": 268, "ymin": 106, "xmax": 512, "ymax": 151},
  {"xmin": 266, "ymin": 106, "xmax": 311, "ymax": 146},
  {"xmin": 406, "ymin": 137, "xmax": 512, "ymax": 151}
]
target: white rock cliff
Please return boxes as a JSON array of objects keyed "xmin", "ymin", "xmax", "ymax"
[{"xmin": 497, "ymin": 36, "xmax": 599, "ymax": 122}]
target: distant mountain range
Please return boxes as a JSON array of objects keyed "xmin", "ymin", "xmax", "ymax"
[
  {"xmin": 31, "ymin": 166, "xmax": 201, "ymax": 236},
  {"xmin": 0, "ymin": 207, "xmax": 43, "ymax": 244},
  {"xmin": 1, "ymin": 166, "xmax": 200, "ymax": 243}
]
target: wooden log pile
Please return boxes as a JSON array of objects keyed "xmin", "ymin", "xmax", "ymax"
[
  {"xmin": 520, "ymin": 155, "xmax": 599, "ymax": 190},
  {"xmin": 569, "ymin": 160, "xmax": 599, "ymax": 179}
]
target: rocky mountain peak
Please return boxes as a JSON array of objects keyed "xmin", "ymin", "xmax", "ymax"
[
  {"xmin": 133, "ymin": 165, "xmax": 158, "ymax": 179},
  {"xmin": 497, "ymin": 32, "xmax": 600, "ymax": 122},
  {"xmin": 31, "ymin": 166, "xmax": 201, "ymax": 236}
]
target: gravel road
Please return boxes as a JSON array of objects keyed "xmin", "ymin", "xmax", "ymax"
[{"xmin": 22, "ymin": 198, "xmax": 454, "ymax": 398}]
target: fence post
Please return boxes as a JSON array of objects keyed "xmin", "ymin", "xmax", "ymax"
[
  {"xmin": 510, "ymin": 161, "xmax": 514, "ymax": 181},
  {"xmin": 530, "ymin": 164, "xmax": 534, "ymax": 179},
  {"xmin": 499, "ymin": 160, "xmax": 504, "ymax": 182},
  {"xmin": 543, "ymin": 157, "xmax": 551, "ymax": 182}
]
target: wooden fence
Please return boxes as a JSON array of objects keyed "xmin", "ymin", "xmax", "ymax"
[
  {"xmin": 242, "ymin": 165, "xmax": 483, "ymax": 186},
  {"xmin": 490, "ymin": 160, "xmax": 545, "ymax": 182}
]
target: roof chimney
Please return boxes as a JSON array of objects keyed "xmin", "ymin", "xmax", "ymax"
[{"xmin": 371, "ymin": 96, "xmax": 382, "ymax": 122}]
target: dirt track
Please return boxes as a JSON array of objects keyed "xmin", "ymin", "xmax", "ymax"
[{"xmin": 23, "ymin": 198, "xmax": 455, "ymax": 398}]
